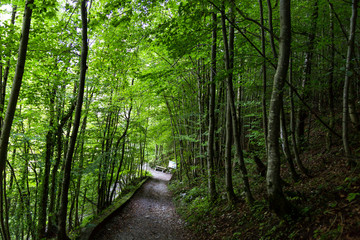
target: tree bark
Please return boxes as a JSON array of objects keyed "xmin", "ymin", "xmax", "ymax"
[
  {"xmin": 266, "ymin": 0, "xmax": 293, "ymax": 218},
  {"xmin": 342, "ymin": 0, "xmax": 358, "ymax": 166},
  {"xmin": 57, "ymin": 1, "xmax": 88, "ymax": 238},
  {"xmin": 266, "ymin": 0, "xmax": 278, "ymax": 59},
  {"xmin": 259, "ymin": 0, "xmax": 268, "ymax": 154},
  {"xmin": 225, "ymin": 91, "xmax": 236, "ymax": 204},
  {"xmin": 0, "ymin": 0, "xmax": 33, "ymax": 180},
  {"xmin": 207, "ymin": 11, "xmax": 218, "ymax": 202},
  {"xmin": 289, "ymin": 57, "xmax": 309, "ymax": 177},
  {"xmin": 74, "ymin": 105, "xmax": 90, "ymax": 227},
  {"xmin": 280, "ymin": 102, "xmax": 299, "ymax": 181},
  {"xmin": 37, "ymin": 86, "xmax": 56, "ymax": 238},
  {"xmin": 296, "ymin": 0, "xmax": 318, "ymax": 147},
  {"xmin": 109, "ymin": 106, "xmax": 132, "ymax": 201},
  {"xmin": 0, "ymin": 5, "xmax": 17, "ymax": 129},
  {"xmin": 221, "ymin": 5, "xmax": 254, "ymax": 204},
  {"xmin": 0, "ymin": 1, "xmax": 33, "ymax": 239},
  {"xmin": 326, "ymin": 3, "xmax": 335, "ymax": 151}
]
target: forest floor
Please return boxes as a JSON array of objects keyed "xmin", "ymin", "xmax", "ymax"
[
  {"xmin": 90, "ymin": 169, "xmax": 197, "ymax": 240},
  {"xmin": 89, "ymin": 127, "xmax": 360, "ymax": 240},
  {"xmin": 169, "ymin": 126, "xmax": 360, "ymax": 239}
]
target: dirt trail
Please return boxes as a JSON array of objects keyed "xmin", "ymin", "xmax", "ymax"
[{"xmin": 91, "ymin": 169, "xmax": 194, "ymax": 240}]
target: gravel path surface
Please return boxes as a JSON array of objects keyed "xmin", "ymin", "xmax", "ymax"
[{"xmin": 91, "ymin": 169, "xmax": 194, "ymax": 240}]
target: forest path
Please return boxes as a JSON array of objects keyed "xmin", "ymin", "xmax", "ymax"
[{"xmin": 90, "ymin": 169, "xmax": 194, "ymax": 240}]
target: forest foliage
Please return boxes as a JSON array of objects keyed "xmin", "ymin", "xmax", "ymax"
[{"xmin": 0, "ymin": 0, "xmax": 360, "ymax": 239}]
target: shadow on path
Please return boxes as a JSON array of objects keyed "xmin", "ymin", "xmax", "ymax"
[{"xmin": 91, "ymin": 169, "xmax": 194, "ymax": 240}]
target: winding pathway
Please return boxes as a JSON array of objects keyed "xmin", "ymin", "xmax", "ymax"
[{"xmin": 91, "ymin": 169, "xmax": 194, "ymax": 240}]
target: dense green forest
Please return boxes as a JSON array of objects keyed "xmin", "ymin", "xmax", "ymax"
[{"xmin": 0, "ymin": 0, "xmax": 359, "ymax": 239}]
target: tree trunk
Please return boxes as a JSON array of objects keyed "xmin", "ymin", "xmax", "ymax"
[
  {"xmin": 109, "ymin": 106, "xmax": 132, "ymax": 201},
  {"xmin": 0, "ymin": 1, "xmax": 33, "ymax": 238},
  {"xmin": 0, "ymin": 175, "xmax": 9, "ymax": 240},
  {"xmin": 326, "ymin": 4, "xmax": 335, "ymax": 151},
  {"xmin": 0, "ymin": 0, "xmax": 33, "ymax": 180},
  {"xmin": 296, "ymin": 0, "xmax": 318, "ymax": 148},
  {"xmin": 289, "ymin": 57, "xmax": 309, "ymax": 176},
  {"xmin": 221, "ymin": 5, "xmax": 254, "ymax": 204},
  {"xmin": 259, "ymin": 0, "xmax": 268, "ymax": 153},
  {"xmin": 74, "ymin": 113, "xmax": 88, "ymax": 227},
  {"xmin": 57, "ymin": 1, "xmax": 88, "ymax": 238},
  {"xmin": 197, "ymin": 60, "xmax": 203, "ymax": 179},
  {"xmin": 266, "ymin": 0, "xmax": 294, "ymax": 218},
  {"xmin": 348, "ymin": 85, "xmax": 359, "ymax": 130},
  {"xmin": 266, "ymin": 0, "xmax": 277, "ymax": 59},
  {"xmin": 225, "ymin": 92, "xmax": 236, "ymax": 204},
  {"xmin": 37, "ymin": 86, "xmax": 56, "ymax": 238},
  {"xmin": 280, "ymin": 102, "xmax": 299, "ymax": 181},
  {"xmin": 207, "ymin": 11, "xmax": 218, "ymax": 202},
  {"xmin": 0, "ymin": 5, "xmax": 17, "ymax": 129},
  {"xmin": 342, "ymin": 0, "xmax": 358, "ymax": 166}
]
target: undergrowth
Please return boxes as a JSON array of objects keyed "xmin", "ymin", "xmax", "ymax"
[{"xmin": 169, "ymin": 128, "xmax": 360, "ymax": 240}]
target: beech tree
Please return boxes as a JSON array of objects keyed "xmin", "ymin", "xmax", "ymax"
[
  {"xmin": 0, "ymin": 1, "xmax": 33, "ymax": 238},
  {"xmin": 342, "ymin": 0, "xmax": 358, "ymax": 166},
  {"xmin": 207, "ymin": 10, "xmax": 218, "ymax": 202},
  {"xmin": 221, "ymin": 4, "xmax": 254, "ymax": 204},
  {"xmin": 57, "ymin": 0, "xmax": 88, "ymax": 238},
  {"xmin": 266, "ymin": 0, "xmax": 293, "ymax": 217}
]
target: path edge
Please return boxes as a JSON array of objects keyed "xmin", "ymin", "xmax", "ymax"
[{"xmin": 73, "ymin": 176, "xmax": 150, "ymax": 240}]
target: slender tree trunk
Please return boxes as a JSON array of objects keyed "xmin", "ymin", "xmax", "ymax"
[
  {"xmin": 207, "ymin": 11, "xmax": 218, "ymax": 202},
  {"xmin": 326, "ymin": 4, "xmax": 335, "ymax": 151},
  {"xmin": 0, "ymin": 175, "xmax": 9, "ymax": 240},
  {"xmin": 165, "ymin": 97, "xmax": 181, "ymax": 179},
  {"xmin": 289, "ymin": 57, "xmax": 309, "ymax": 176},
  {"xmin": 56, "ymin": 118, "xmax": 73, "ymax": 218},
  {"xmin": 57, "ymin": 1, "xmax": 88, "ymax": 238},
  {"xmin": 48, "ymin": 122, "xmax": 64, "ymax": 234},
  {"xmin": 342, "ymin": 0, "xmax": 358, "ymax": 166},
  {"xmin": 97, "ymin": 111, "xmax": 113, "ymax": 211},
  {"xmin": 37, "ymin": 86, "xmax": 56, "ymax": 238},
  {"xmin": 108, "ymin": 108, "xmax": 131, "ymax": 201},
  {"xmin": 169, "ymin": 113, "xmax": 179, "ymax": 179},
  {"xmin": 21, "ymin": 141, "xmax": 34, "ymax": 239},
  {"xmin": 110, "ymin": 137, "xmax": 126, "ymax": 200},
  {"xmin": 296, "ymin": 0, "xmax": 318, "ymax": 147},
  {"xmin": 348, "ymin": 85, "xmax": 359, "ymax": 130},
  {"xmin": 266, "ymin": 0, "xmax": 294, "ymax": 218},
  {"xmin": 73, "ymin": 91, "xmax": 92, "ymax": 218},
  {"xmin": 259, "ymin": 0, "xmax": 268, "ymax": 153},
  {"xmin": 74, "ymin": 112, "xmax": 88, "ymax": 227},
  {"xmin": 0, "ymin": 1, "xmax": 33, "ymax": 238},
  {"xmin": 0, "ymin": 0, "xmax": 33, "ymax": 180},
  {"xmin": 221, "ymin": 6, "xmax": 254, "ymax": 204},
  {"xmin": 215, "ymin": 80, "xmax": 225, "ymax": 170},
  {"xmin": 68, "ymin": 193, "xmax": 75, "ymax": 231},
  {"xmin": 266, "ymin": 0, "xmax": 277, "ymax": 59},
  {"xmin": 3, "ymin": 171, "xmax": 9, "ymax": 239},
  {"xmin": 0, "ymin": 5, "xmax": 17, "ymax": 129},
  {"xmin": 48, "ymin": 87, "xmax": 76, "ymax": 234},
  {"xmin": 280, "ymin": 102, "xmax": 299, "ymax": 181},
  {"xmin": 225, "ymin": 92, "xmax": 236, "ymax": 204},
  {"xmin": 236, "ymin": 78, "xmax": 243, "ymax": 149},
  {"xmin": 197, "ymin": 60, "xmax": 203, "ymax": 179}
]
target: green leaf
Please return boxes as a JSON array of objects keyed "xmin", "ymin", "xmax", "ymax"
[{"xmin": 346, "ymin": 192, "xmax": 360, "ymax": 202}]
